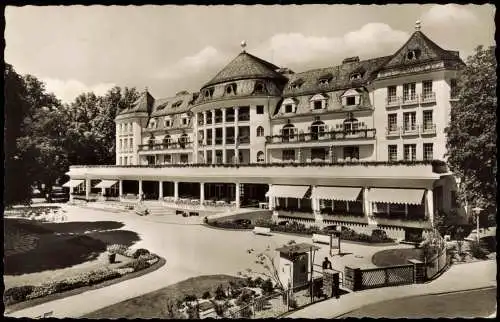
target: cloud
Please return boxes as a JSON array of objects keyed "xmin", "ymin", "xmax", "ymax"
[
  {"xmin": 43, "ymin": 78, "xmax": 116, "ymax": 103},
  {"xmin": 421, "ymin": 4, "xmax": 478, "ymax": 27},
  {"xmin": 154, "ymin": 46, "xmax": 228, "ymax": 80},
  {"xmin": 254, "ymin": 23, "xmax": 409, "ymax": 67}
]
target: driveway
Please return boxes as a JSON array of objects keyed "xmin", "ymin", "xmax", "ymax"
[{"xmin": 5, "ymin": 204, "xmax": 412, "ymax": 318}]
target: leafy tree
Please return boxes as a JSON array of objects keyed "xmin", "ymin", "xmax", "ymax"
[
  {"xmin": 445, "ymin": 45, "xmax": 497, "ymax": 226},
  {"xmin": 4, "ymin": 64, "xmax": 32, "ymax": 206},
  {"xmin": 240, "ymin": 244, "xmax": 287, "ymax": 291},
  {"xmin": 214, "ymin": 284, "xmax": 226, "ymax": 300}
]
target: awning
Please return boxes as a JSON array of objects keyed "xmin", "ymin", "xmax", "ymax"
[
  {"xmin": 369, "ymin": 188, "xmax": 425, "ymax": 205},
  {"xmin": 62, "ymin": 179, "xmax": 84, "ymax": 188},
  {"xmin": 94, "ymin": 180, "xmax": 118, "ymax": 189},
  {"xmin": 266, "ymin": 185, "xmax": 310, "ymax": 199},
  {"xmin": 312, "ymin": 186, "xmax": 362, "ymax": 201}
]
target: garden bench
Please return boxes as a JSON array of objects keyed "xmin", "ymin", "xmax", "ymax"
[
  {"xmin": 253, "ymin": 226, "xmax": 271, "ymax": 236},
  {"xmin": 312, "ymin": 233, "xmax": 330, "ymax": 244}
]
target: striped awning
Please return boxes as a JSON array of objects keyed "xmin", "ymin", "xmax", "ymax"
[
  {"xmin": 266, "ymin": 185, "xmax": 310, "ymax": 199},
  {"xmin": 62, "ymin": 179, "xmax": 84, "ymax": 188},
  {"xmin": 369, "ymin": 188, "xmax": 425, "ymax": 205},
  {"xmin": 94, "ymin": 180, "xmax": 118, "ymax": 189},
  {"xmin": 312, "ymin": 186, "xmax": 361, "ymax": 201}
]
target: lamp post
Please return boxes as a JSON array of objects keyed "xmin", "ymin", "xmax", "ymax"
[
  {"xmin": 472, "ymin": 207, "xmax": 483, "ymax": 242},
  {"xmin": 284, "ymin": 263, "xmax": 291, "ymax": 309}
]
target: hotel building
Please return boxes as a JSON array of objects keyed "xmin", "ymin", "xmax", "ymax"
[{"xmin": 65, "ymin": 22, "xmax": 465, "ymax": 241}]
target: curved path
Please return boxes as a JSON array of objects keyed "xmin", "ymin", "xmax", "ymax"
[{"xmin": 5, "ymin": 204, "xmax": 413, "ymax": 318}]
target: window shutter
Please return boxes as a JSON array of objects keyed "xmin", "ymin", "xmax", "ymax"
[{"xmin": 355, "ymin": 96, "xmax": 360, "ymax": 105}]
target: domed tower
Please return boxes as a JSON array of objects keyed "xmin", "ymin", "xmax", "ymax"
[
  {"xmin": 191, "ymin": 41, "xmax": 289, "ymax": 165},
  {"xmin": 115, "ymin": 88, "xmax": 154, "ymax": 165}
]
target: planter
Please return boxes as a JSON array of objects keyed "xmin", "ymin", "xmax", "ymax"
[{"xmin": 108, "ymin": 253, "xmax": 116, "ymax": 264}]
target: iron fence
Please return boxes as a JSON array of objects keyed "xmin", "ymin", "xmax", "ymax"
[
  {"xmin": 347, "ymin": 264, "xmax": 414, "ymax": 291},
  {"xmin": 425, "ymin": 246, "xmax": 448, "ymax": 280}
]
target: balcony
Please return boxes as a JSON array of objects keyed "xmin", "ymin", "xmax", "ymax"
[
  {"xmin": 207, "ymin": 138, "xmax": 213, "ymax": 145},
  {"xmin": 138, "ymin": 141, "xmax": 193, "ymax": 151},
  {"xmin": 265, "ymin": 128, "xmax": 376, "ymax": 144},
  {"xmin": 385, "ymin": 127, "xmax": 401, "ymax": 137},
  {"xmin": 401, "ymin": 94, "xmax": 419, "ymax": 106},
  {"xmin": 238, "ymin": 136, "xmax": 250, "ymax": 144},
  {"xmin": 238, "ymin": 113, "xmax": 250, "ymax": 122},
  {"xmin": 401, "ymin": 124, "xmax": 419, "ymax": 136},
  {"xmin": 420, "ymin": 92, "xmax": 436, "ymax": 104},
  {"xmin": 215, "ymin": 138, "xmax": 223, "ymax": 145},
  {"xmin": 226, "ymin": 136, "xmax": 235, "ymax": 144},
  {"xmin": 420, "ymin": 124, "xmax": 437, "ymax": 135},
  {"xmin": 206, "ymin": 118, "xmax": 212, "ymax": 125},
  {"xmin": 385, "ymin": 96, "xmax": 400, "ymax": 108},
  {"xmin": 214, "ymin": 116, "xmax": 223, "ymax": 124},
  {"xmin": 226, "ymin": 115, "xmax": 235, "ymax": 123}
]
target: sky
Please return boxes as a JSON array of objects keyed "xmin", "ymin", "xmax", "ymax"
[{"xmin": 5, "ymin": 4, "xmax": 496, "ymax": 103}]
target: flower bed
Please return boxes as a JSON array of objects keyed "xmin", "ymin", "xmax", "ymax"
[{"xmin": 3, "ymin": 244, "xmax": 160, "ymax": 306}]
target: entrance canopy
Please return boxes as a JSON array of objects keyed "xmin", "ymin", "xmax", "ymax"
[
  {"xmin": 94, "ymin": 180, "xmax": 118, "ymax": 189},
  {"xmin": 62, "ymin": 179, "xmax": 84, "ymax": 188},
  {"xmin": 312, "ymin": 186, "xmax": 361, "ymax": 201},
  {"xmin": 369, "ymin": 188, "xmax": 425, "ymax": 205},
  {"xmin": 266, "ymin": 185, "xmax": 310, "ymax": 199}
]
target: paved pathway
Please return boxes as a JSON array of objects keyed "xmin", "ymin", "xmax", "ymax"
[
  {"xmin": 5, "ymin": 204, "xmax": 407, "ymax": 318},
  {"xmin": 286, "ymin": 259, "xmax": 497, "ymax": 318}
]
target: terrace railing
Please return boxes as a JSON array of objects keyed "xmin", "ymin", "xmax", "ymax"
[
  {"xmin": 265, "ymin": 128, "xmax": 376, "ymax": 144},
  {"xmin": 138, "ymin": 141, "xmax": 193, "ymax": 151},
  {"xmin": 344, "ymin": 264, "xmax": 415, "ymax": 291}
]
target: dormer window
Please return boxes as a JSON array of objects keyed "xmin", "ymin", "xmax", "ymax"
[
  {"xmin": 225, "ymin": 83, "xmax": 237, "ymax": 95},
  {"xmin": 289, "ymin": 78, "xmax": 304, "ymax": 90},
  {"xmin": 318, "ymin": 72, "xmax": 333, "ymax": 86},
  {"xmin": 254, "ymin": 81, "xmax": 266, "ymax": 94},
  {"xmin": 281, "ymin": 98, "xmax": 297, "ymax": 114},
  {"xmin": 172, "ymin": 101, "xmax": 182, "ymax": 108},
  {"xmin": 157, "ymin": 102, "xmax": 168, "ymax": 110},
  {"xmin": 309, "ymin": 93, "xmax": 327, "ymax": 110},
  {"xmin": 407, "ymin": 49, "xmax": 421, "ymax": 60},
  {"xmin": 341, "ymin": 89, "xmax": 361, "ymax": 107},
  {"xmin": 319, "ymin": 79, "xmax": 329, "ymax": 85},
  {"xmin": 350, "ymin": 73, "xmax": 362, "ymax": 80},
  {"xmin": 204, "ymin": 87, "xmax": 215, "ymax": 98}
]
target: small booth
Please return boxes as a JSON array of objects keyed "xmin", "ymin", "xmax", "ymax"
[{"xmin": 276, "ymin": 243, "xmax": 320, "ymax": 292}]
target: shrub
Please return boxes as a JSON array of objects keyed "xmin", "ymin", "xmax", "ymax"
[
  {"xmin": 236, "ymin": 289, "xmax": 254, "ymax": 306},
  {"xmin": 215, "ymin": 284, "xmax": 226, "ymax": 300},
  {"xmin": 469, "ymin": 240, "xmax": 489, "ymax": 260},
  {"xmin": 137, "ymin": 253, "xmax": 157, "ymax": 261},
  {"xmin": 131, "ymin": 248, "xmax": 150, "ymax": 259},
  {"xmin": 372, "ymin": 229, "xmax": 388, "ymax": 240},
  {"xmin": 120, "ymin": 258, "xmax": 150, "ymax": 272},
  {"xmin": 4, "ymin": 285, "xmax": 35, "ymax": 305},
  {"xmin": 106, "ymin": 244, "xmax": 128, "ymax": 255},
  {"xmin": 254, "ymin": 218, "xmax": 273, "ymax": 228},
  {"xmin": 184, "ymin": 294, "xmax": 197, "ymax": 302},
  {"xmin": 253, "ymin": 276, "xmax": 264, "ymax": 287},
  {"xmin": 261, "ymin": 278, "xmax": 274, "ymax": 295},
  {"xmin": 202, "ymin": 291, "xmax": 211, "ymax": 299}
]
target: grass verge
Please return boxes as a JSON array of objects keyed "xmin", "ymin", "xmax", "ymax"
[{"xmin": 83, "ymin": 274, "xmax": 244, "ymax": 319}]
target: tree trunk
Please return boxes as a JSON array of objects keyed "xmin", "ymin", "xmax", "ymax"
[{"xmin": 44, "ymin": 183, "xmax": 53, "ymax": 203}]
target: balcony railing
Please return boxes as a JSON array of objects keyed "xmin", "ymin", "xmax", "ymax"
[
  {"xmin": 265, "ymin": 128, "xmax": 376, "ymax": 144},
  {"xmin": 207, "ymin": 138, "xmax": 213, "ymax": 145},
  {"xmin": 214, "ymin": 116, "xmax": 223, "ymax": 124},
  {"xmin": 238, "ymin": 136, "xmax": 250, "ymax": 144},
  {"xmin": 421, "ymin": 123, "xmax": 437, "ymax": 135},
  {"xmin": 215, "ymin": 138, "xmax": 223, "ymax": 145},
  {"xmin": 401, "ymin": 124, "xmax": 419, "ymax": 136},
  {"xmin": 138, "ymin": 141, "xmax": 193, "ymax": 151},
  {"xmin": 402, "ymin": 94, "xmax": 419, "ymax": 106},
  {"xmin": 385, "ymin": 127, "xmax": 400, "ymax": 137},
  {"xmin": 206, "ymin": 118, "xmax": 212, "ymax": 125},
  {"xmin": 420, "ymin": 92, "xmax": 436, "ymax": 104},
  {"xmin": 226, "ymin": 136, "xmax": 235, "ymax": 144},
  {"xmin": 386, "ymin": 96, "xmax": 400, "ymax": 108},
  {"xmin": 238, "ymin": 113, "xmax": 250, "ymax": 122},
  {"xmin": 226, "ymin": 115, "xmax": 235, "ymax": 123}
]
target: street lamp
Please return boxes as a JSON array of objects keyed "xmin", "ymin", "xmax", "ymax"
[
  {"xmin": 284, "ymin": 263, "xmax": 292, "ymax": 308},
  {"xmin": 472, "ymin": 207, "xmax": 483, "ymax": 242}
]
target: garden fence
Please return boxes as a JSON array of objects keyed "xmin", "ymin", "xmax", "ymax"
[
  {"xmin": 223, "ymin": 289, "xmax": 289, "ymax": 319},
  {"xmin": 345, "ymin": 264, "xmax": 415, "ymax": 291},
  {"xmin": 425, "ymin": 245, "xmax": 448, "ymax": 280}
]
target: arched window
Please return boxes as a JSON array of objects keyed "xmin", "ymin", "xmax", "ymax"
[
  {"xmin": 179, "ymin": 133, "xmax": 189, "ymax": 148},
  {"xmin": 254, "ymin": 81, "xmax": 266, "ymax": 94},
  {"xmin": 281, "ymin": 123, "xmax": 296, "ymax": 142},
  {"xmin": 257, "ymin": 151, "xmax": 265, "ymax": 163},
  {"xmin": 163, "ymin": 135, "xmax": 171, "ymax": 147},
  {"xmin": 256, "ymin": 126, "xmax": 264, "ymax": 137},
  {"xmin": 310, "ymin": 120, "xmax": 325, "ymax": 140}
]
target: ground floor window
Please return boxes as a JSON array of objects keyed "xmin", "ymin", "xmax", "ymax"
[
  {"xmin": 343, "ymin": 146, "xmax": 359, "ymax": 160},
  {"xmin": 320, "ymin": 199, "xmax": 363, "ymax": 216},
  {"xmin": 373, "ymin": 202, "xmax": 425, "ymax": 220},
  {"xmin": 180, "ymin": 154, "xmax": 189, "ymax": 163},
  {"xmin": 282, "ymin": 149, "xmax": 295, "ymax": 162},
  {"xmin": 311, "ymin": 148, "xmax": 326, "ymax": 161}
]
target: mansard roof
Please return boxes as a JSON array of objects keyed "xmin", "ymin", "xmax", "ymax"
[
  {"xmin": 202, "ymin": 51, "xmax": 287, "ymax": 88},
  {"xmin": 282, "ymin": 56, "xmax": 391, "ymax": 97},
  {"xmin": 118, "ymin": 90, "xmax": 155, "ymax": 115},
  {"xmin": 378, "ymin": 30, "xmax": 465, "ymax": 72},
  {"xmin": 150, "ymin": 92, "xmax": 194, "ymax": 117}
]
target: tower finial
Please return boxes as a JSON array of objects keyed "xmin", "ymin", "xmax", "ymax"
[
  {"xmin": 415, "ymin": 20, "xmax": 421, "ymax": 31},
  {"xmin": 145, "ymin": 86, "xmax": 148, "ymax": 93},
  {"xmin": 241, "ymin": 40, "xmax": 247, "ymax": 52}
]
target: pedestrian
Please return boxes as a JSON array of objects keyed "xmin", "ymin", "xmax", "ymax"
[{"xmin": 322, "ymin": 257, "xmax": 332, "ymax": 270}]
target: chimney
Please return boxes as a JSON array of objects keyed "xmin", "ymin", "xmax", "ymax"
[{"xmin": 342, "ymin": 56, "xmax": 360, "ymax": 64}]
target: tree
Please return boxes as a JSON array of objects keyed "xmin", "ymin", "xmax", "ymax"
[
  {"xmin": 445, "ymin": 45, "xmax": 497, "ymax": 226},
  {"xmin": 4, "ymin": 64, "xmax": 32, "ymax": 206}
]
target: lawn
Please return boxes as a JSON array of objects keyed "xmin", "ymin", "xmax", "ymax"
[
  {"xmin": 371, "ymin": 248, "xmax": 423, "ymax": 267},
  {"xmin": 4, "ymin": 218, "xmax": 141, "ymax": 288},
  {"xmin": 83, "ymin": 275, "xmax": 244, "ymax": 319}
]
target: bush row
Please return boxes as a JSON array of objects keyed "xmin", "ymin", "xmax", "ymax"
[
  {"xmin": 208, "ymin": 218, "xmax": 394, "ymax": 243},
  {"xmin": 4, "ymin": 246, "xmax": 159, "ymax": 306}
]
